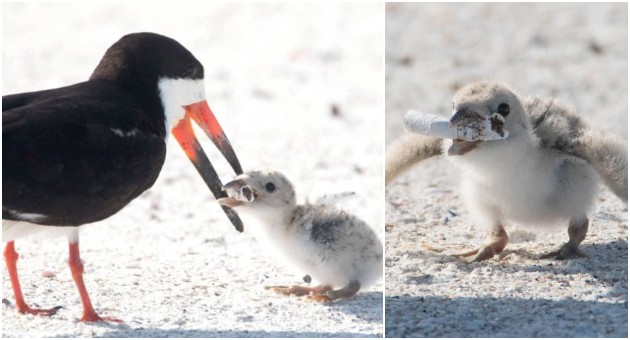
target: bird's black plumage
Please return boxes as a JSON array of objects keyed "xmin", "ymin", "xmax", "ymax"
[
  {"xmin": 2, "ymin": 33, "xmax": 205, "ymax": 226},
  {"xmin": 3, "ymin": 81, "xmax": 166, "ymax": 225},
  {"xmin": 2, "ymin": 32, "xmax": 244, "ymax": 322}
]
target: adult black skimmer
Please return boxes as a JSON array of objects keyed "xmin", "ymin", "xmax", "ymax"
[{"xmin": 3, "ymin": 32, "xmax": 243, "ymax": 322}]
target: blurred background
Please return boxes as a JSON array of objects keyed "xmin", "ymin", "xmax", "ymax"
[
  {"xmin": 3, "ymin": 3, "xmax": 384, "ymax": 337},
  {"xmin": 386, "ymin": 2, "xmax": 628, "ymax": 143}
]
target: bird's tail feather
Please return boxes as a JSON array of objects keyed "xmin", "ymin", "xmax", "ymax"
[
  {"xmin": 575, "ymin": 130, "xmax": 628, "ymax": 202},
  {"xmin": 385, "ymin": 133, "xmax": 442, "ymax": 186}
]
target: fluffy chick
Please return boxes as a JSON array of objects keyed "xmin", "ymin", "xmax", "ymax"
[
  {"xmin": 387, "ymin": 81, "xmax": 627, "ymax": 261},
  {"xmin": 218, "ymin": 169, "xmax": 383, "ymax": 301}
]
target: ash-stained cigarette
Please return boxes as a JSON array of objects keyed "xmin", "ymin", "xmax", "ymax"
[
  {"xmin": 489, "ymin": 114, "xmax": 506, "ymax": 137},
  {"xmin": 449, "ymin": 109, "xmax": 483, "ymax": 127},
  {"xmin": 404, "ymin": 110, "xmax": 508, "ymax": 141},
  {"xmin": 241, "ymin": 185, "xmax": 255, "ymax": 202}
]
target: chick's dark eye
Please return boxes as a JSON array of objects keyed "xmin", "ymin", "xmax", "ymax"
[
  {"xmin": 497, "ymin": 103, "xmax": 510, "ymax": 116},
  {"xmin": 265, "ymin": 182, "xmax": 276, "ymax": 193}
]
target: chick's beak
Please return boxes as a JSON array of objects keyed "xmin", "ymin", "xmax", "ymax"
[
  {"xmin": 171, "ymin": 100, "xmax": 244, "ymax": 232},
  {"xmin": 218, "ymin": 179, "xmax": 257, "ymax": 208},
  {"xmin": 448, "ymin": 139, "xmax": 482, "ymax": 156}
]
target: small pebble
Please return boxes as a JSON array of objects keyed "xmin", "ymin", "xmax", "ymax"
[
  {"xmin": 237, "ymin": 315, "xmax": 254, "ymax": 322},
  {"xmin": 399, "ymin": 56, "xmax": 413, "ymax": 66},
  {"xmin": 588, "ymin": 40, "xmax": 604, "ymax": 54},
  {"xmin": 331, "ymin": 103, "xmax": 341, "ymax": 117},
  {"xmin": 41, "ymin": 271, "xmax": 56, "ymax": 278}
]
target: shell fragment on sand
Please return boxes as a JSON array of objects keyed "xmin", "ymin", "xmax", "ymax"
[{"xmin": 403, "ymin": 110, "xmax": 508, "ymax": 141}]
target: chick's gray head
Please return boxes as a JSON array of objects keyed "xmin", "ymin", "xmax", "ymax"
[
  {"xmin": 218, "ymin": 169, "xmax": 296, "ymax": 211},
  {"xmin": 449, "ymin": 81, "xmax": 531, "ymax": 155}
]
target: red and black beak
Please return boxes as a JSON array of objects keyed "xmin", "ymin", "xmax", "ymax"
[{"xmin": 171, "ymin": 100, "xmax": 244, "ymax": 232}]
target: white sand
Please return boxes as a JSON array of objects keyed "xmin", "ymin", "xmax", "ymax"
[
  {"xmin": 2, "ymin": 3, "xmax": 383, "ymax": 337},
  {"xmin": 385, "ymin": 3, "xmax": 627, "ymax": 338}
]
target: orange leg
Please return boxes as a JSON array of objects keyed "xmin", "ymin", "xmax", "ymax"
[
  {"xmin": 3, "ymin": 241, "xmax": 61, "ymax": 316},
  {"xmin": 541, "ymin": 217, "xmax": 589, "ymax": 260},
  {"xmin": 68, "ymin": 242, "xmax": 122, "ymax": 323},
  {"xmin": 454, "ymin": 224, "xmax": 509, "ymax": 262}
]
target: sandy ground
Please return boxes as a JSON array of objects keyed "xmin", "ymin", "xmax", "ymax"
[
  {"xmin": 2, "ymin": 3, "xmax": 384, "ymax": 337},
  {"xmin": 385, "ymin": 3, "xmax": 627, "ymax": 338}
]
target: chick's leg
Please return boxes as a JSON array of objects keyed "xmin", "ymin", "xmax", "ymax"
[
  {"xmin": 541, "ymin": 216, "xmax": 589, "ymax": 260},
  {"xmin": 455, "ymin": 184, "xmax": 508, "ymax": 262},
  {"xmin": 308, "ymin": 280, "xmax": 361, "ymax": 302},
  {"xmin": 455, "ymin": 224, "xmax": 509, "ymax": 262},
  {"xmin": 265, "ymin": 284, "xmax": 332, "ymax": 297}
]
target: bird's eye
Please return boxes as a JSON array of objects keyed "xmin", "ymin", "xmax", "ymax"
[
  {"xmin": 452, "ymin": 102, "xmax": 455, "ymax": 110},
  {"xmin": 265, "ymin": 182, "xmax": 276, "ymax": 193},
  {"xmin": 497, "ymin": 103, "xmax": 510, "ymax": 116}
]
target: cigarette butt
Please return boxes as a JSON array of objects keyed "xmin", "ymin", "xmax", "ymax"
[
  {"xmin": 403, "ymin": 110, "xmax": 508, "ymax": 141},
  {"xmin": 403, "ymin": 110, "xmax": 459, "ymax": 139}
]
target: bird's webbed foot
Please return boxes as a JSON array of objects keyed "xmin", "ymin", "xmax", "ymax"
[
  {"xmin": 454, "ymin": 224, "xmax": 509, "ymax": 262},
  {"xmin": 17, "ymin": 305, "xmax": 62, "ymax": 317},
  {"xmin": 265, "ymin": 284, "xmax": 332, "ymax": 297},
  {"xmin": 540, "ymin": 217, "xmax": 589, "ymax": 260},
  {"xmin": 306, "ymin": 280, "xmax": 361, "ymax": 303},
  {"xmin": 81, "ymin": 313, "xmax": 124, "ymax": 323},
  {"xmin": 540, "ymin": 243, "xmax": 587, "ymax": 260}
]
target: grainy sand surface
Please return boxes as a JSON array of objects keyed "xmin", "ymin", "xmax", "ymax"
[
  {"xmin": 385, "ymin": 3, "xmax": 628, "ymax": 338},
  {"xmin": 2, "ymin": 3, "xmax": 384, "ymax": 337}
]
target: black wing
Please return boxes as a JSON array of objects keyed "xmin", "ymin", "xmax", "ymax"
[
  {"xmin": 3, "ymin": 89, "xmax": 53, "ymax": 112},
  {"xmin": 3, "ymin": 81, "xmax": 167, "ymax": 226}
]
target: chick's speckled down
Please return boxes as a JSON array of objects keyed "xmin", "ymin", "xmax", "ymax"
[
  {"xmin": 221, "ymin": 169, "xmax": 383, "ymax": 293},
  {"xmin": 290, "ymin": 203, "xmax": 383, "ymax": 289}
]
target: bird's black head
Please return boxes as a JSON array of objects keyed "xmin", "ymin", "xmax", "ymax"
[
  {"xmin": 89, "ymin": 33, "xmax": 244, "ymax": 232},
  {"xmin": 91, "ymin": 32, "xmax": 204, "ymax": 84}
]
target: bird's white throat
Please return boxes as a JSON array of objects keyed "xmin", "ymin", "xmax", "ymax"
[
  {"xmin": 238, "ymin": 206, "xmax": 294, "ymax": 233},
  {"xmin": 157, "ymin": 77, "xmax": 206, "ymax": 134}
]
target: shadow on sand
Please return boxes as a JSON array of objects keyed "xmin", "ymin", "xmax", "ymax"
[
  {"xmin": 385, "ymin": 295, "xmax": 627, "ymax": 338},
  {"xmin": 386, "ymin": 240, "xmax": 628, "ymax": 337},
  {"xmin": 48, "ymin": 291, "xmax": 384, "ymax": 338},
  {"xmin": 67, "ymin": 328, "xmax": 380, "ymax": 338}
]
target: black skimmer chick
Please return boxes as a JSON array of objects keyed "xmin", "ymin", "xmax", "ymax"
[
  {"xmin": 3, "ymin": 32, "xmax": 243, "ymax": 322},
  {"xmin": 386, "ymin": 81, "xmax": 627, "ymax": 262},
  {"xmin": 218, "ymin": 169, "xmax": 383, "ymax": 302}
]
